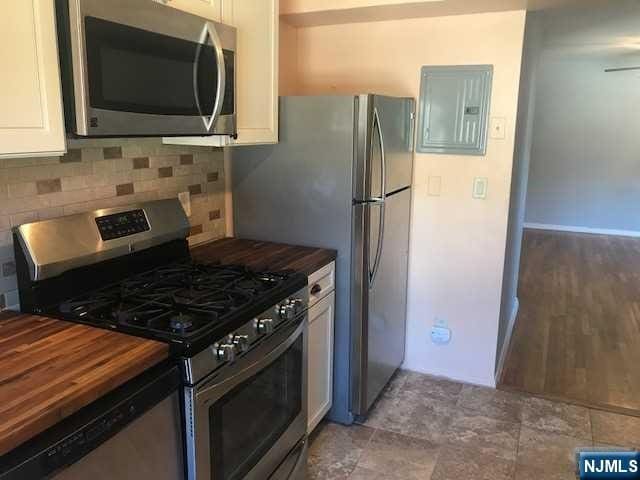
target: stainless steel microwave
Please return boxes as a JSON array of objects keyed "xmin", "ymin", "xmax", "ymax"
[{"xmin": 55, "ymin": 0, "xmax": 236, "ymax": 137}]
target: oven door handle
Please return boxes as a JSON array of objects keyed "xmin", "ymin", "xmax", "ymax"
[
  {"xmin": 196, "ymin": 319, "xmax": 305, "ymax": 402},
  {"xmin": 194, "ymin": 22, "xmax": 226, "ymax": 132}
]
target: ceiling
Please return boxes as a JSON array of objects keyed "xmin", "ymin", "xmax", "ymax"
[
  {"xmin": 280, "ymin": 0, "xmax": 614, "ymax": 27},
  {"xmin": 536, "ymin": 0, "xmax": 640, "ymax": 67}
]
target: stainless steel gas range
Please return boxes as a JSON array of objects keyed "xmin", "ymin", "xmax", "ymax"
[{"xmin": 13, "ymin": 198, "xmax": 309, "ymax": 480}]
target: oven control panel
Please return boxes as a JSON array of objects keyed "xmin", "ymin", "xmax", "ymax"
[
  {"xmin": 212, "ymin": 296, "xmax": 305, "ymax": 364},
  {"xmin": 95, "ymin": 209, "xmax": 150, "ymax": 241},
  {"xmin": 184, "ymin": 287, "xmax": 309, "ymax": 385}
]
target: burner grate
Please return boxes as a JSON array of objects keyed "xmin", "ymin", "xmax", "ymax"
[{"xmin": 56, "ymin": 262, "xmax": 292, "ymax": 339}]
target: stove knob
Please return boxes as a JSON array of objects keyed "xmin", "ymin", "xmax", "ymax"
[
  {"xmin": 277, "ymin": 302, "xmax": 295, "ymax": 320},
  {"xmin": 256, "ymin": 318, "xmax": 274, "ymax": 335},
  {"xmin": 232, "ymin": 335, "xmax": 250, "ymax": 353},
  {"xmin": 216, "ymin": 343, "xmax": 236, "ymax": 363},
  {"xmin": 290, "ymin": 298, "xmax": 304, "ymax": 315}
]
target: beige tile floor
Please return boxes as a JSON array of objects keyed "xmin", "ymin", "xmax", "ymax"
[{"xmin": 307, "ymin": 370, "xmax": 640, "ymax": 479}]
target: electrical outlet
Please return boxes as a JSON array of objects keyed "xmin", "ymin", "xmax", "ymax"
[
  {"xmin": 431, "ymin": 325, "xmax": 451, "ymax": 345},
  {"xmin": 431, "ymin": 318, "xmax": 451, "ymax": 345},
  {"xmin": 178, "ymin": 191, "xmax": 191, "ymax": 217}
]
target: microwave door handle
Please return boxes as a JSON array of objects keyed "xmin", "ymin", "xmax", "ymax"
[
  {"xmin": 196, "ymin": 22, "xmax": 226, "ymax": 132},
  {"xmin": 193, "ymin": 44, "xmax": 203, "ymax": 117}
]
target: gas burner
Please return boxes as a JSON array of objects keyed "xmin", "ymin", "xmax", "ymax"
[{"xmin": 170, "ymin": 313, "xmax": 194, "ymax": 333}]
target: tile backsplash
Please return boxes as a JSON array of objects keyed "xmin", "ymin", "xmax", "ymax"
[{"xmin": 0, "ymin": 138, "xmax": 227, "ymax": 311}]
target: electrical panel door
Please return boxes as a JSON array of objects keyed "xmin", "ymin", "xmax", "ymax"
[{"xmin": 417, "ymin": 65, "xmax": 493, "ymax": 156}]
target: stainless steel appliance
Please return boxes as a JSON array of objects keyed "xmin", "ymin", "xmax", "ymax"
[
  {"xmin": 184, "ymin": 297, "xmax": 308, "ymax": 480},
  {"xmin": 233, "ymin": 95, "xmax": 415, "ymax": 424},
  {"xmin": 0, "ymin": 364, "xmax": 184, "ymax": 480},
  {"xmin": 55, "ymin": 0, "xmax": 236, "ymax": 137},
  {"xmin": 12, "ymin": 199, "xmax": 309, "ymax": 480}
]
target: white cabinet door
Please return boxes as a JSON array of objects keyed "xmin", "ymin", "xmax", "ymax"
[
  {"xmin": 308, "ymin": 261, "xmax": 336, "ymax": 308},
  {"xmin": 307, "ymin": 291, "xmax": 335, "ymax": 433},
  {"xmin": 0, "ymin": 0, "xmax": 65, "ymax": 158},
  {"xmin": 223, "ymin": 0, "xmax": 279, "ymax": 145},
  {"xmin": 162, "ymin": 0, "xmax": 221, "ymax": 21},
  {"xmin": 164, "ymin": 0, "xmax": 279, "ymax": 147}
]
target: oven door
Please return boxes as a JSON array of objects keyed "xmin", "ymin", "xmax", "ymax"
[
  {"xmin": 185, "ymin": 317, "xmax": 308, "ymax": 480},
  {"xmin": 65, "ymin": 0, "xmax": 236, "ymax": 137}
]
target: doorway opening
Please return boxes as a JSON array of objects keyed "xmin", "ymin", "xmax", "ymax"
[{"xmin": 497, "ymin": 0, "xmax": 640, "ymax": 416}]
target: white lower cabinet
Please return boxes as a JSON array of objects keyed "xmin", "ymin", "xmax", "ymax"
[{"xmin": 307, "ymin": 261, "xmax": 336, "ymax": 434}]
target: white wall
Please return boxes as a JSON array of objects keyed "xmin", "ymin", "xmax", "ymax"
[
  {"xmin": 279, "ymin": 21, "xmax": 299, "ymax": 95},
  {"xmin": 523, "ymin": 1, "xmax": 640, "ymax": 233},
  {"xmin": 287, "ymin": 11, "xmax": 526, "ymax": 386},
  {"xmin": 496, "ymin": 13, "xmax": 542, "ymax": 376},
  {"xmin": 525, "ymin": 51, "xmax": 640, "ymax": 232}
]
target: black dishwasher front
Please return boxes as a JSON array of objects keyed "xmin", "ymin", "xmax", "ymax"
[{"xmin": 0, "ymin": 362, "xmax": 183, "ymax": 480}]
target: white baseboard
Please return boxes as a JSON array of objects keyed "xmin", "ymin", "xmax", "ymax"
[
  {"xmin": 524, "ymin": 222, "xmax": 640, "ymax": 238},
  {"xmin": 495, "ymin": 297, "xmax": 519, "ymax": 383},
  {"xmin": 400, "ymin": 362, "xmax": 496, "ymax": 388}
]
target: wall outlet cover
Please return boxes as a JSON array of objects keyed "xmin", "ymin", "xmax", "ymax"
[{"xmin": 431, "ymin": 325, "xmax": 451, "ymax": 345}]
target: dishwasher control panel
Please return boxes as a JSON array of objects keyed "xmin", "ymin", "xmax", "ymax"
[
  {"xmin": 0, "ymin": 367, "xmax": 180, "ymax": 480},
  {"xmin": 43, "ymin": 402, "xmax": 137, "ymax": 472}
]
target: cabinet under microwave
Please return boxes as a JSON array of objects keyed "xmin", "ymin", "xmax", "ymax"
[{"xmin": 55, "ymin": 0, "xmax": 236, "ymax": 138}]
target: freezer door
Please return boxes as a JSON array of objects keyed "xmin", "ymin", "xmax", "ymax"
[
  {"xmin": 354, "ymin": 95, "xmax": 415, "ymax": 202},
  {"xmin": 373, "ymin": 96, "xmax": 415, "ymax": 197},
  {"xmin": 351, "ymin": 188, "xmax": 411, "ymax": 416}
]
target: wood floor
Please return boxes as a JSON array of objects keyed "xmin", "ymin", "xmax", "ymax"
[{"xmin": 500, "ymin": 228, "xmax": 640, "ymax": 416}]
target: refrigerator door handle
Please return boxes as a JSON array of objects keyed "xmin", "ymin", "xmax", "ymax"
[
  {"xmin": 369, "ymin": 107, "xmax": 387, "ymax": 287},
  {"xmin": 373, "ymin": 107, "xmax": 387, "ymax": 200},
  {"xmin": 369, "ymin": 202, "xmax": 386, "ymax": 288}
]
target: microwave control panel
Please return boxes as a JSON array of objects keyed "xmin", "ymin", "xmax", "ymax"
[{"xmin": 95, "ymin": 209, "xmax": 150, "ymax": 241}]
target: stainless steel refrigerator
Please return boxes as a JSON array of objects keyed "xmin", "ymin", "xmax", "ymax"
[{"xmin": 232, "ymin": 95, "xmax": 414, "ymax": 424}]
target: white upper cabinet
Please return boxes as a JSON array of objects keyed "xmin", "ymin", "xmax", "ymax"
[
  {"xmin": 223, "ymin": 0, "xmax": 279, "ymax": 145},
  {"xmin": 0, "ymin": 0, "xmax": 65, "ymax": 158},
  {"xmin": 162, "ymin": 0, "xmax": 222, "ymax": 21},
  {"xmin": 164, "ymin": 0, "xmax": 279, "ymax": 147}
]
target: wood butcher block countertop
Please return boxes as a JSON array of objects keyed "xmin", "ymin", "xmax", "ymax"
[
  {"xmin": 191, "ymin": 238, "xmax": 337, "ymax": 276},
  {"xmin": 0, "ymin": 312, "xmax": 169, "ymax": 456}
]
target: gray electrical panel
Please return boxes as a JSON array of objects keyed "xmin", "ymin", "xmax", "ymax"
[{"xmin": 416, "ymin": 65, "xmax": 493, "ymax": 156}]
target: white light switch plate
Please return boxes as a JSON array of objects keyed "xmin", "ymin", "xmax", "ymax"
[
  {"xmin": 473, "ymin": 177, "xmax": 488, "ymax": 199},
  {"xmin": 490, "ymin": 117, "xmax": 506, "ymax": 139}
]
